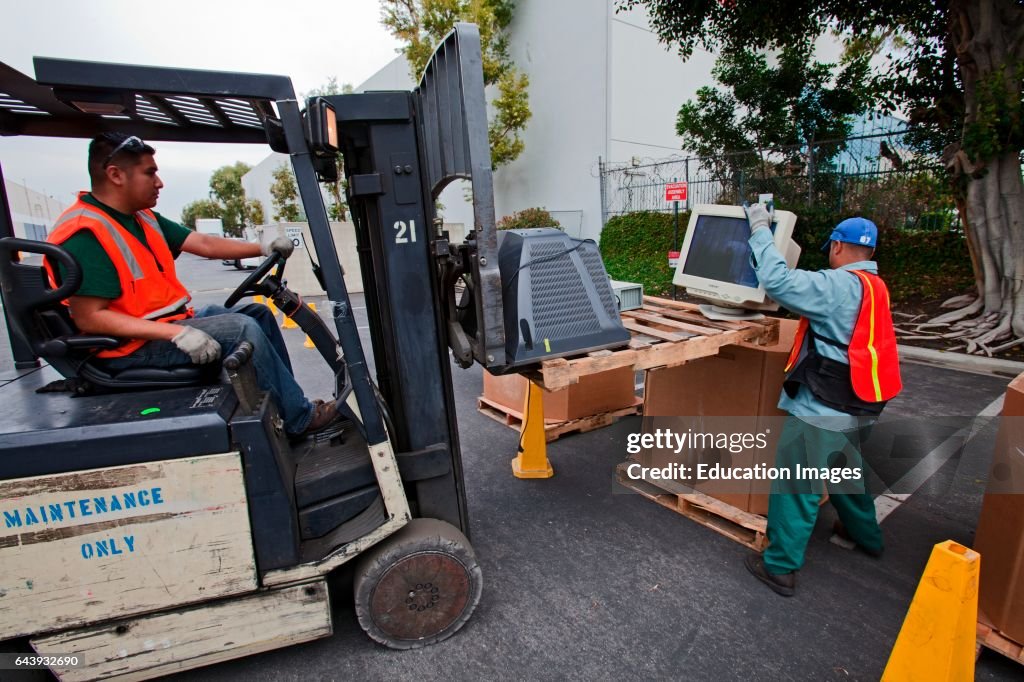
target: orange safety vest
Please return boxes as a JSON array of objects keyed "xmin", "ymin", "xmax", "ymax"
[
  {"xmin": 44, "ymin": 195, "xmax": 193, "ymax": 358},
  {"xmin": 784, "ymin": 270, "xmax": 901, "ymax": 405}
]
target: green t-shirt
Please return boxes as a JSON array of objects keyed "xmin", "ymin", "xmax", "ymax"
[{"xmin": 57, "ymin": 194, "xmax": 193, "ymax": 299}]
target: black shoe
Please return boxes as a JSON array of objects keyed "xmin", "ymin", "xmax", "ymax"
[
  {"xmin": 833, "ymin": 521, "xmax": 884, "ymax": 558},
  {"xmin": 744, "ymin": 554, "xmax": 796, "ymax": 597}
]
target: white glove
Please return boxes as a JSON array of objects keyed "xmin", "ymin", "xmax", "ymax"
[
  {"xmin": 172, "ymin": 326, "xmax": 222, "ymax": 364},
  {"xmin": 745, "ymin": 203, "xmax": 772, "ymax": 234},
  {"xmin": 261, "ymin": 236, "xmax": 295, "ymax": 259}
]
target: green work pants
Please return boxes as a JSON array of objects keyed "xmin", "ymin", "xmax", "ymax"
[{"xmin": 762, "ymin": 416, "xmax": 883, "ymax": 575}]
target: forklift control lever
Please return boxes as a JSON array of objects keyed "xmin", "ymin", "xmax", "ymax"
[{"xmin": 223, "ymin": 341, "xmax": 254, "ymax": 370}]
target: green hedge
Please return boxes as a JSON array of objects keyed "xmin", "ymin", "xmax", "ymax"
[{"xmin": 600, "ymin": 209, "xmax": 974, "ymax": 304}]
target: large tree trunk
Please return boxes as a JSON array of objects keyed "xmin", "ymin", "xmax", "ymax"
[{"xmin": 945, "ymin": 0, "xmax": 1024, "ymax": 350}]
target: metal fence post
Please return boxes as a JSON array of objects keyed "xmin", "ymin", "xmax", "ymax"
[
  {"xmin": 598, "ymin": 156, "xmax": 608, "ymax": 229},
  {"xmin": 684, "ymin": 158, "xmax": 690, "ymax": 210}
]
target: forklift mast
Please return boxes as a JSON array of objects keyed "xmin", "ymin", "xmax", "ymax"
[{"xmin": 328, "ymin": 24, "xmax": 500, "ymax": 531}]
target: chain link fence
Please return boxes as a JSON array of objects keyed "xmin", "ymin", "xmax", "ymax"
[{"xmin": 599, "ymin": 128, "xmax": 959, "ymax": 232}]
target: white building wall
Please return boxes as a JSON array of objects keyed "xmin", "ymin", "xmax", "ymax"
[
  {"xmin": 608, "ymin": 10, "xmax": 715, "ymax": 163},
  {"xmin": 357, "ymin": 55, "xmax": 414, "ymax": 92},
  {"xmin": 493, "ymin": 0, "xmax": 609, "ymax": 240},
  {"xmin": 4, "ymin": 179, "xmax": 69, "ymax": 240},
  {"xmin": 493, "ymin": 1, "xmax": 711, "ymax": 241}
]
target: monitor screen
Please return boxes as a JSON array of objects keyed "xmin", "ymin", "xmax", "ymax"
[{"xmin": 680, "ymin": 215, "xmax": 775, "ymax": 289}]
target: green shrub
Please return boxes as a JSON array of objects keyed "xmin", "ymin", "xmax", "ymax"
[
  {"xmin": 498, "ymin": 207, "xmax": 561, "ymax": 230},
  {"xmin": 600, "ymin": 211, "xmax": 681, "ymax": 297},
  {"xmin": 599, "ymin": 208, "xmax": 973, "ymax": 304}
]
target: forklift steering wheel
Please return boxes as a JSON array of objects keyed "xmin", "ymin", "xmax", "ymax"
[{"xmin": 224, "ymin": 251, "xmax": 286, "ymax": 308}]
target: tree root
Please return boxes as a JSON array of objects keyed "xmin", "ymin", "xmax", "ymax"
[
  {"xmin": 966, "ymin": 317, "xmax": 1011, "ymax": 356},
  {"xmin": 920, "ymin": 298, "xmax": 985, "ymax": 326},
  {"xmin": 940, "ymin": 294, "xmax": 977, "ymax": 309},
  {"xmin": 987, "ymin": 337, "xmax": 1024, "ymax": 354}
]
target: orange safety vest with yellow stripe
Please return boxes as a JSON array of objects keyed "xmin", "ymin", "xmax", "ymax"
[
  {"xmin": 783, "ymin": 270, "xmax": 901, "ymax": 416},
  {"xmin": 44, "ymin": 195, "xmax": 193, "ymax": 358}
]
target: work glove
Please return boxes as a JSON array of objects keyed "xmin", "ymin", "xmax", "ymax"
[
  {"xmin": 744, "ymin": 203, "xmax": 772, "ymax": 234},
  {"xmin": 261, "ymin": 236, "xmax": 295, "ymax": 259},
  {"xmin": 172, "ymin": 326, "xmax": 222, "ymax": 365}
]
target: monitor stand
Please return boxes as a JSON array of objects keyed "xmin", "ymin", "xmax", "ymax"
[{"xmin": 698, "ymin": 304, "xmax": 765, "ymax": 322}]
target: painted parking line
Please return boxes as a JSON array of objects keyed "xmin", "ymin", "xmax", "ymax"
[{"xmin": 831, "ymin": 393, "xmax": 1004, "ymax": 549}]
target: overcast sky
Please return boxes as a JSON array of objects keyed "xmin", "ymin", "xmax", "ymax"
[{"xmin": 1, "ymin": 0, "xmax": 404, "ymax": 221}]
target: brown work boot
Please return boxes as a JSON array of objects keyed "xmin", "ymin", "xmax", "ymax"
[
  {"xmin": 301, "ymin": 399, "xmax": 342, "ymax": 436},
  {"xmin": 744, "ymin": 554, "xmax": 796, "ymax": 597}
]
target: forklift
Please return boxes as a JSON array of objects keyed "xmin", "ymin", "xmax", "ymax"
[{"xmin": 0, "ymin": 24, "xmax": 628, "ymax": 680}]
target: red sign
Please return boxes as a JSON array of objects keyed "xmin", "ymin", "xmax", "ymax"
[
  {"xmin": 668, "ymin": 250, "xmax": 680, "ymax": 269},
  {"xmin": 665, "ymin": 182, "xmax": 687, "ymax": 203}
]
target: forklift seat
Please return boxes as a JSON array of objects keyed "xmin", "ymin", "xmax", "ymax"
[{"xmin": 0, "ymin": 237, "xmax": 217, "ymax": 390}]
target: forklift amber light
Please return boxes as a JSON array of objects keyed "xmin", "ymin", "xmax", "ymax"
[{"xmin": 306, "ymin": 98, "xmax": 338, "ymax": 155}]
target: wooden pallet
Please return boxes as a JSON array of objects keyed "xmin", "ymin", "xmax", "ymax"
[
  {"xmin": 528, "ymin": 297, "xmax": 779, "ymax": 391},
  {"xmin": 477, "ymin": 396, "xmax": 642, "ymax": 442},
  {"xmin": 615, "ymin": 461, "xmax": 769, "ymax": 552},
  {"xmin": 977, "ymin": 611, "xmax": 1024, "ymax": 665}
]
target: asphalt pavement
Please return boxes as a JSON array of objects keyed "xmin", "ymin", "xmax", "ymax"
[{"xmin": 3, "ymin": 254, "xmax": 1022, "ymax": 681}]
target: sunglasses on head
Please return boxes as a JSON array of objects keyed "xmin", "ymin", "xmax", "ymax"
[{"xmin": 101, "ymin": 135, "xmax": 146, "ymax": 167}]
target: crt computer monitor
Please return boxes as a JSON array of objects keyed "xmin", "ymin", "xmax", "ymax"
[{"xmin": 672, "ymin": 204, "xmax": 801, "ymax": 320}]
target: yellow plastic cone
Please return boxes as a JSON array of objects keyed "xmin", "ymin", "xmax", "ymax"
[
  {"xmin": 304, "ymin": 303, "xmax": 318, "ymax": 348},
  {"xmin": 266, "ymin": 297, "xmax": 280, "ymax": 320},
  {"xmin": 253, "ymin": 295, "xmax": 265, "ymax": 305},
  {"xmin": 511, "ymin": 380, "xmax": 553, "ymax": 479},
  {"xmin": 882, "ymin": 540, "xmax": 980, "ymax": 682}
]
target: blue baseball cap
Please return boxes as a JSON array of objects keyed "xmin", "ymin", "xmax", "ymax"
[{"xmin": 821, "ymin": 216, "xmax": 878, "ymax": 252}]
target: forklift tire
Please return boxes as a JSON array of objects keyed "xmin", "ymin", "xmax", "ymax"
[{"xmin": 353, "ymin": 518, "xmax": 482, "ymax": 649}]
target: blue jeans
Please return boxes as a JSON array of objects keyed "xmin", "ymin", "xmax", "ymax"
[{"xmin": 101, "ymin": 303, "xmax": 314, "ymax": 434}]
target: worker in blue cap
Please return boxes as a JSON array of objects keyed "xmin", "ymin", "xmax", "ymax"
[{"xmin": 740, "ymin": 207, "xmax": 902, "ymax": 597}]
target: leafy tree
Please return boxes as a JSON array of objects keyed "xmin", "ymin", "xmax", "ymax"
[
  {"xmin": 622, "ymin": 0, "xmax": 1024, "ymax": 353},
  {"xmin": 303, "ymin": 77, "xmax": 354, "ymax": 99},
  {"xmin": 497, "ymin": 207, "xmax": 561, "ymax": 230},
  {"xmin": 180, "ymin": 199, "xmax": 222, "ymax": 230},
  {"xmin": 380, "ymin": 0, "xmax": 531, "ymax": 168},
  {"xmin": 676, "ymin": 39, "xmax": 871, "ymax": 190},
  {"xmin": 208, "ymin": 162, "xmax": 254, "ymax": 237},
  {"xmin": 270, "ymin": 164, "xmax": 302, "ymax": 223},
  {"xmin": 181, "ymin": 163, "xmax": 262, "ymax": 235}
]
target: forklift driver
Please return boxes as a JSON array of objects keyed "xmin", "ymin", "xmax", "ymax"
[{"xmin": 44, "ymin": 132, "xmax": 342, "ymax": 438}]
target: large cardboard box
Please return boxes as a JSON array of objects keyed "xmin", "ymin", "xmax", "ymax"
[
  {"xmin": 482, "ymin": 367, "xmax": 637, "ymax": 423},
  {"xmin": 640, "ymin": 318, "xmax": 798, "ymax": 514},
  {"xmin": 974, "ymin": 371, "xmax": 1024, "ymax": 643}
]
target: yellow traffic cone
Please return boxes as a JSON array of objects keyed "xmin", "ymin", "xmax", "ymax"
[
  {"xmin": 304, "ymin": 303, "xmax": 318, "ymax": 348},
  {"xmin": 282, "ymin": 311, "xmax": 298, "ymax": 329},
  {"xmin": 882, "ymin": 540, "xmax": 980, "ymax": 681},
  {"xmin": 253, "ymin": 295, "xmax": 265, "ymax": 306},
  {"xmin": 511, "ymin": 380, "xmax": 554, "ymax": 479},
  {"xmin": 266, "ymin": 297, "xmax": 280, "ymax": 320}
]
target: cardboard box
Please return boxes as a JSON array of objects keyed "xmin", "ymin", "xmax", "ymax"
[
  {"xmin": 748, "ymin": 318, "xmax": 799, "ymax": 515},
  {"xmin": 482, "ymin": 367, "xmax": 637, "ymax": 423},
  {"xmin": 974, "ymin": 371, "xmax": 1024, "ymax": 643},
  {"xmin": 640, "ymin": 318, "xmax": 798, "ymax": 514}
]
